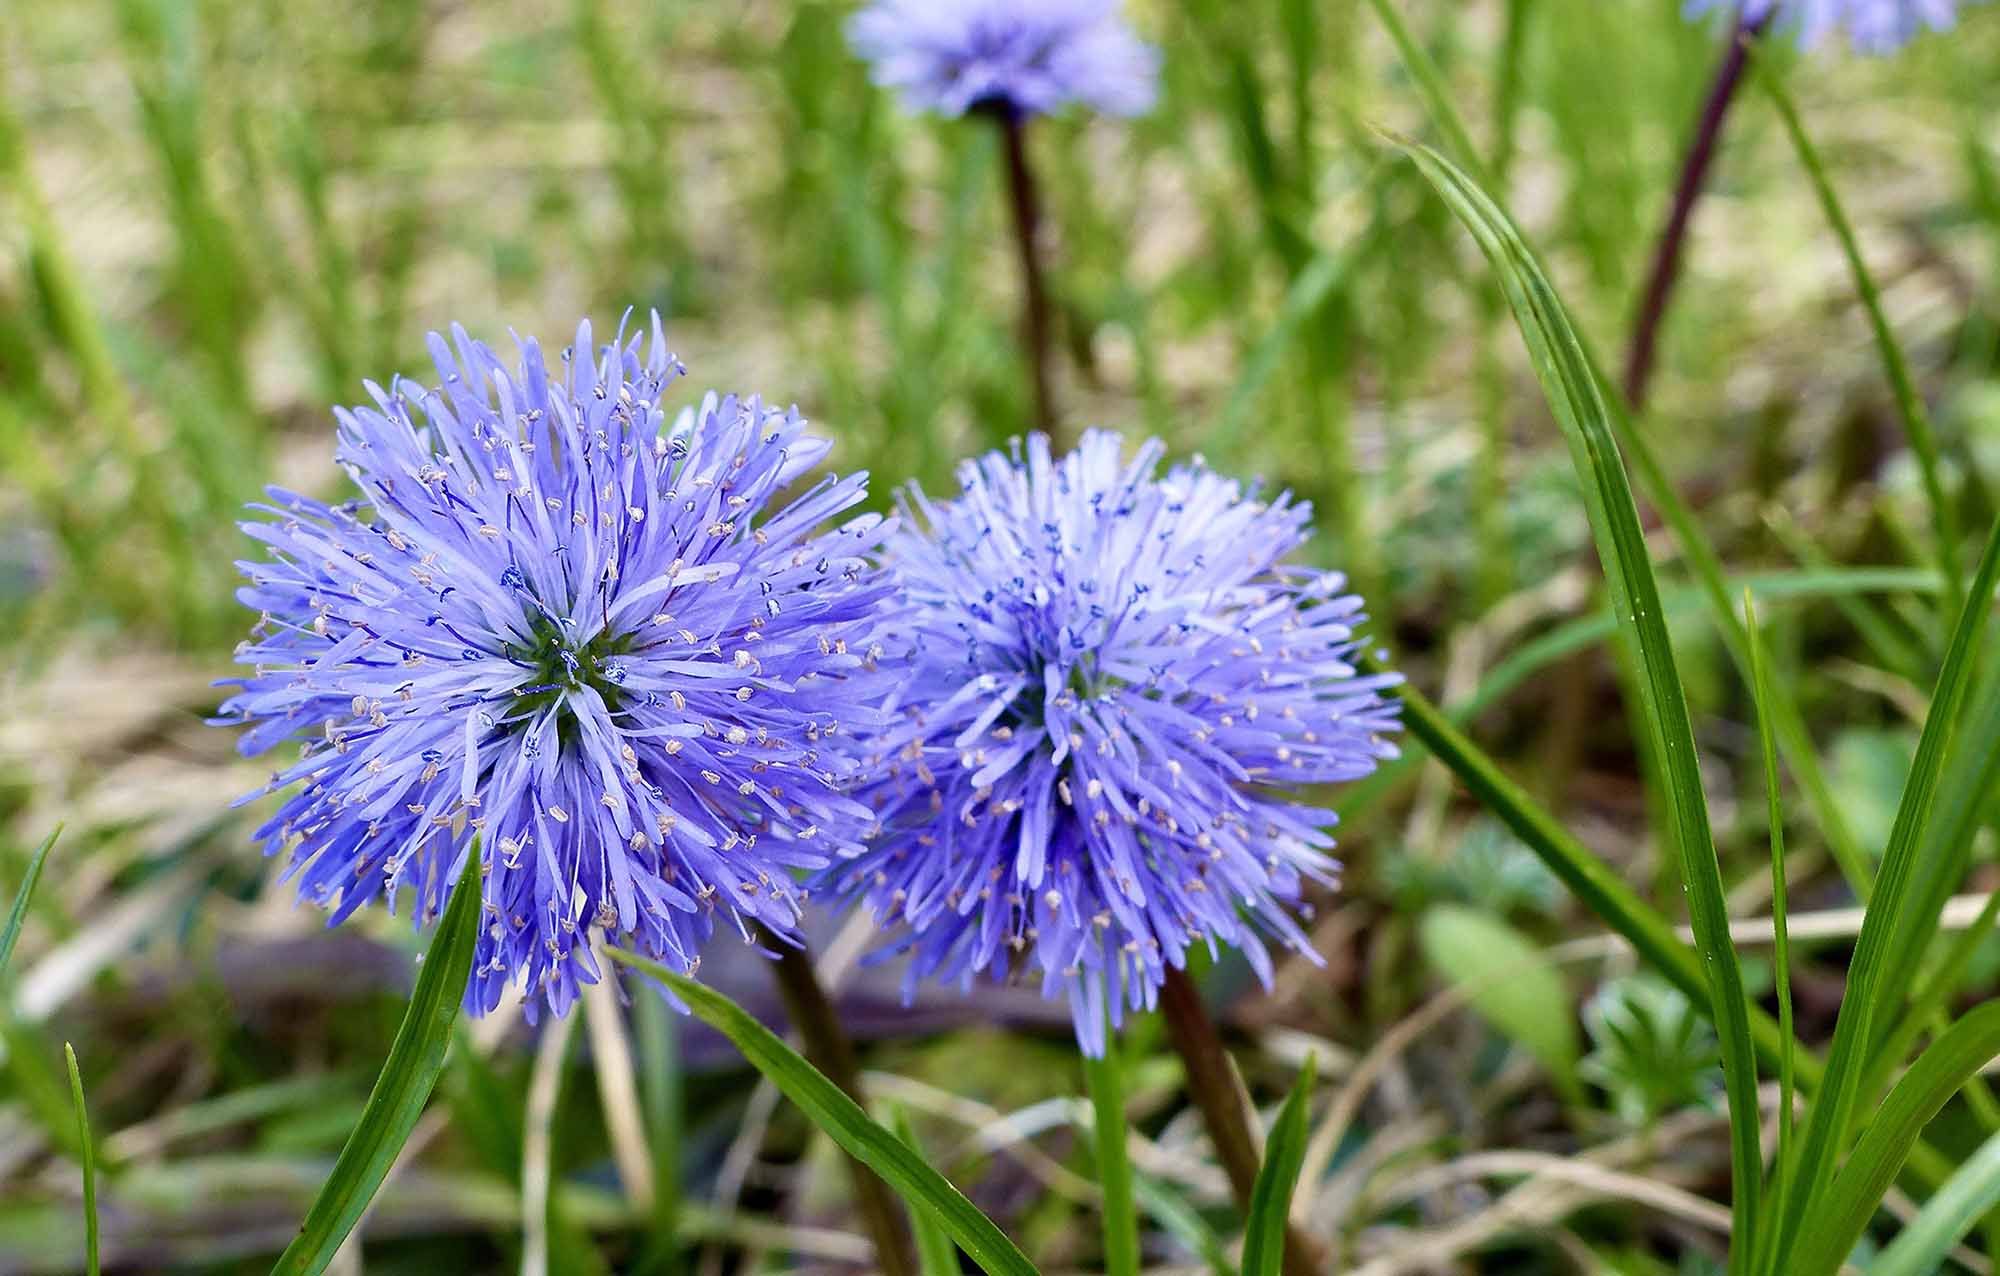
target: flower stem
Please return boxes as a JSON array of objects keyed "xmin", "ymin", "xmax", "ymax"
[
  {"xmin": 1158, "ymin": 967, "xmax": 1324, "ymax": 1276},
  {"xmin": 1622, "ymin": 11, "xmax": 1769, "ymax": 412},
  {"xmin": 998, "ymin": 111, "xmax": 1061, "ymax": 444},
  {"xmin": 761, "ymin": 933, "xmax": 917, "ymax": 1276}
]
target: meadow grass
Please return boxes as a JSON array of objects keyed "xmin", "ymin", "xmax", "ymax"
[{"xmin": 2, "ymin": 1, "xmax": 1999, "ymax": 1272}]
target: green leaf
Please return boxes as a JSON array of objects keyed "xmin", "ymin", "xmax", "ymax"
[
  {"xmin": 891, "ymin": 1106, "xmax": 960, "ymax": 1276},
  {"xmin": 1389, "ymin": 136, "xmax": 1764, "ymax": 1266},
  {"xmin": 603, "ymin": 947, "xmax": 1040, "ymax": 1276},
  {"xmin": 64, "ymin": 1043, "xmax": 97, "ymax": 1276},
  {"xmin": 1766, "ymin": 517, "xmax": 2000, "ymax": 1273},
  {"xmin": 1241, "ymin": 1058, "xmax": 1314, "ymax": 1276},
  {"xmin": 1083, "ymin": 1043, "xmax": 1139, "ymax": 1276},
  {"xmin": 0, "ymin": 827, "xmax": 59, "ymax": 980},
  {"xmin": 1419, "ymin": 904, "xmax": 1579, "ymax": 1096},
  {"xmin": 271, "ymin": 852, "xmax": 483, "ymax": 1276},
  {"xmin": 1794, "ymin": 1002, "xmax": 2000, "ymax": 1276},
  {"xmin": 1866, "ymin": 1124, "xmax": 2000, "ymax": 1276}
]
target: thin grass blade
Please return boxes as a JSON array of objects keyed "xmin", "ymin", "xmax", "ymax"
[
  {"xmin": 1363, "ymin": 0, "xmax": 1876, "ymax": 898},
  {"xmin": 1868, "ymin": 889, "xmax": 2000, "ymax": 1103},
  {"xmin": 1767, "ymin": 517, "xmax": 2000, "ymax": 1271},
  {"xmin": 1870, "ymin": 657, "xmax": 2000, "ymax": 1056},
  {"xmin": 1361, "ymin": 0, "xmax": 1489, "ymax": 185},
  {"xmin": 1867, "ymin": 1125, "xmax": 2000, "ymax": 1276},
  {"xmin": 1, "ymin": 827, "xmax": 59, "ymax": 980},
  {"xmin": 64, "ymin": 1042, "xmax": 97, "ymax": 1276},
  {"xmin": 271, "ymin": 853, "xmax": 483, "ymax": 1276},
  {"xmin": 1391, "ymin": 136, "xmax": 1763, "ymax": 1267},
  {"xmin": 603, "ymin": 947, "xmax": 1040, "ymax": 1276},
  {"xmin": 1752, "ymin": 49, "xmax": 1963, "ymax": 612},
  {"xmin": 1744, "ymin": 594, "xmax": 1797, "ymax": 1229},
  {"xmin": 1241, "ymin": 1058, "xmax": 1314, "ymax": 1276},
  {"xmin": 1793, "ymin": 1001, "xmax": 2000, "ymax": 1276},
  {"xmin": 891, "ymin": 1106, "xmax": 960, "ymax": 1276}
]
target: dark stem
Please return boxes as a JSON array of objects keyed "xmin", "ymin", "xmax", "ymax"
[
  {"xmin": 1159, "ymin": 967, "xmax": 1325, "ymax": 1276},
  {"xmin": 999, "ymin": 111, "xmax": 1061, "ymax": 444},
  {"xmin": 1621, "ymin": 12, "xmax": 1769, "ymax": 412},
  {"xmin": 761, "ymin": 932, "xmax": 917, "ymax": 1276}
]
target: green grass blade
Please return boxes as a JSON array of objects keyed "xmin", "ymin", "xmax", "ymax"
[
  {"xmin": 891, "ymin": 1107, "xmax": 960, "ymax": 1276},
  {"xmin": 1867, "ymin": 1125, "xmax": 2000, "ymax": 1276},
  {"xmin": 1, "ymin": 827, "xmax": 59, "ymax": 979},
  {"xmin": 64, "ymin": 1043, "xmax": 97, "ymax": 1276},
  {"xmin": 1361, "ymin": 0, "xmax": 1489, "ymax": 186},
  {"xmin": 1083, "ymin": 1044, "xmax": 1139, "ymax": 1276},
  {"xmin": 603, "ymin": 948, "xmax": 1040, "ymax": 1276},
  {"xmin": 1793, "ymin": 1001, "xmax": 2000, "ymax": 1276},
  {"xmin": 1768, "ymin": 517, "xmax": 2000, "ymax": 1270},
  {"xmin": 271, "ymin": 853, "xmax": 483, "ymax": 1276},
  {"xmin": 1744, "ymin": 594, "xmax": 1796, "ymax": 1240},
  {"xmin": 1132, "ymin": 1175, "xmax": 1236, "ymax": 1276},
  {"xmin": 1392, "ymin": 136, "xmax": 1763, "ymax": 1268},
  {"xmin": 1337, "ymin": 566, "xmax": 1936, "ymax": 828},
  {"xmin": 1868, "ymin": 889, "xmax": 2000, "ymax": 1106},
  {"xmin": 1389, "ymin": 679, "xmax": 1758, "ymax": 1061},
  {"xmin": 1241, "ymin": 1058, "xmax": 1314, "ymax": 1276},
  {"xmin": 1607, "ymin": 402, "xmax": 1874, "ymax": 897},
  {"xmin": 1366, "ymin": 0, "xmax": 1874, "ymax": 896},
  {"xmin": 1870, "ymin": 657, "xmax": 2000, "ymax": 1052},
  {"xmin": 1752, "ymin": 49, "xmax": 1963, "ymax": 613},
  {"xmin": 631, "ymin": 985, "xmax": 684, "ymax": 1275}
]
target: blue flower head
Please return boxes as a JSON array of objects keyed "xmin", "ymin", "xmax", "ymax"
[
  {"xmin": 824, "ymin": 433, "xmax": 1402, "ymax": 1054},
  {"xmin": 221, "ymin": 317, "xmax": 898, "ymax": 1019},
  {"xmin": 849, "ymin": 0, "xmax": 1158, "ymax": 120},
  {"xmin": 1689, "ymin": 0, "xmax": 1970, "ymax": 51}
]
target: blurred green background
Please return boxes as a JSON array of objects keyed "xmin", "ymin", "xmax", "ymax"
[{"xmin": 2, "ymin": 0, "xmax": 1998, "ymax": 1272}]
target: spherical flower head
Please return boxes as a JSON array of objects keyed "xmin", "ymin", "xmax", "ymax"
[
  {"xmin": 849, "ymin": 0, "xmax": 1158, "ymax": 120},
  {"xmin": 220, "ymin": 316, "xmax": 899, "ymax": 1019},
  {"xmin": 1687, "ymin": 0, "xmax": 1969, "ymax": 52},
  {"xmin": 824, "ymin": 433, "xmax": 1402, "ymax": 1055}
]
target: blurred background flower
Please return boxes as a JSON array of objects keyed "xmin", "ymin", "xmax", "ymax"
[{"xmin": 848, "ymin": 0, "xmax": 1157, "ymax": 119}]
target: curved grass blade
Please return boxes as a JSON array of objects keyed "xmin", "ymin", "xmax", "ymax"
[
  {"xmin": 1766, "ymin": 517, "xmax": 2000, "ymax": 1272},
  {"xmin": 1364, "ymin": 0, "xmax": 1874, "ymax": 898},
  {"xmin": 271, "ymin": 853, "xmax": 483, "ymax": 1276},
  {"xmin": 1867, "ymin": 1125, "xmax": 2000, "ymax": 1276},
  {"xmin": 1751, "ymin": 49, "xmax": 1963, "ymax": 613},
  {"xmin": 603, "ymin": 947, "xmax": 1040, "ymax": 1276},
  {"xmin": 1392, "ymin": 136, "xmax": 1763, "ymax": 1268},
  {"xmin": 1082, "ymin": 1044, "xmax": 1139, "ymax": 1276},
  {"xmin": 891, "ymin": 1107, "xmax": 959, "ymax": 1276},
  {"xmin": 1793, "ymin": 1001, "xmax": 2000, "ymax": 1276},
  {"xmin": 64, "ymin": 1042, "xmax": 97, "ymax": 1276},
  {"xmin": 1, "ymin": 827, "xmax": 60, "ymax": 979},
  {"xmin": 1241, "ymin": 1058, "xmax": 1314, "ymax": 1276}
]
